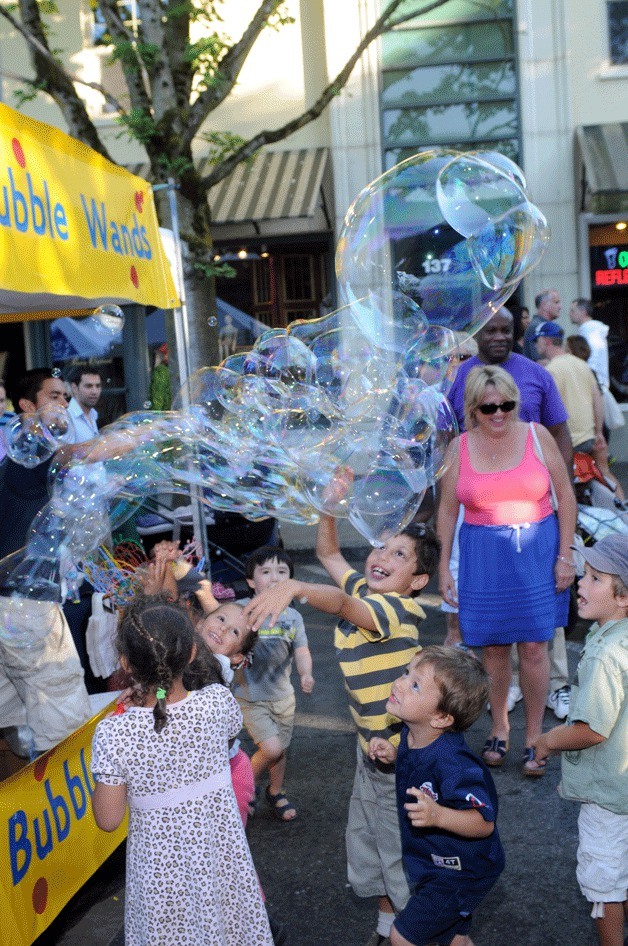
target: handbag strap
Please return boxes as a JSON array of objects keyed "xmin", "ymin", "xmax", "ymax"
[{"xmin": 529, "ymin": 422, "xmax": 558, "ymax": 510}]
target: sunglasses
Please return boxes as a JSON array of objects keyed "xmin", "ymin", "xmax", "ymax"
[{"xmin": 477, "ymin": 400, "xmax": 516, "ymax": 415}]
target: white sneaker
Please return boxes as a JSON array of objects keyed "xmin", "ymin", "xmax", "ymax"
[
  {"xmin": 507, "ymin": 685, "xmax": 523, "ymax": 713},
  {"xmin": 487, "ymin": 685, "xmax": 523, "ymax": 713},
  {"xmin": 546, "ymin": 685, "xmax": 570, "ymax": 720}
]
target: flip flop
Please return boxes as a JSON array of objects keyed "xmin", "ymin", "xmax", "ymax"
[
  {"xmin": 522, "ymin": 746, "xmax": 546, "ymax": 777},
  {"xmin": 481, "ymin": 736, "xmax": 508, "ymax": 767},
  {"xmin": 265, "ymin": 787, "xmax": 297, "ymax": 822}
]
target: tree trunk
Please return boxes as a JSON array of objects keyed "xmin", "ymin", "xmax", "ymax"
[{"xmin": 155, "ymin": 175, "xmax": 219, "ymax": 376}]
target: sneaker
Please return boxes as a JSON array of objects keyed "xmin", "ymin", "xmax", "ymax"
[
  {"xmin": 487, "ymin": 685, "xmax": 523, "ymax": 714},
  {"xmin": 546, "ymin": 685, "xmax": 570, "ymax": 720}
]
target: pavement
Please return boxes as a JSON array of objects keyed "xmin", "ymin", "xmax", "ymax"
[{"xmin": 33, "ymin": 463, "xmax": 628, "ymax": 946}]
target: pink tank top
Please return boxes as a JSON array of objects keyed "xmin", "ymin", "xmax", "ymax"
[{"xmin": 456, "ymin": 426, "xmax": 553, "ymax": 526}]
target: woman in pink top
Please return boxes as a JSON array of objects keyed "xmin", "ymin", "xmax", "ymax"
[{"xmin": 437, "ymin": 366, "xmax": 576, "ymax": 775}]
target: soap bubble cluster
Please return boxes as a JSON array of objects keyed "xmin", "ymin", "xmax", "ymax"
[
  {"xmin": 4, "ymin": 404, "xmax": 74, "ymax": 468},
  {"xmin": 0, "ymin": 150, "xmax": 548, "ymax": 612}
]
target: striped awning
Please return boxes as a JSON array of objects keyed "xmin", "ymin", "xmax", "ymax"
[
  {"xmin": 127, "ymin": 147, "xmax": 328, "ymax": 224},
  {"xmin": 577, "ymin": 123, "xmax": 628, "ymax": 201}
]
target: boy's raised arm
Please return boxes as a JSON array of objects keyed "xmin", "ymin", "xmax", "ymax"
[
  {"xmin": 316, "ymin": 513, "xmax": 352, "ymax": 586},
  {"xmin": 243, "ymin": 577, "xmax": 379, "ymax": 633}
]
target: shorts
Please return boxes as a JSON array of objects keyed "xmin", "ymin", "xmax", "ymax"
[
  {"xmin": 237, "ymin": 693, "xmax": 296, "ymax": 750},
  {"xmin": 395, "ymin": 872, "xmax": 500, "ymax": 946},
  {"xmin": 577, "ymin": 803, "xmax": 628, "ymax": 904},
  {"xmin": 345, "ymin": 743, "xmax": 410, "ymax": 912}
]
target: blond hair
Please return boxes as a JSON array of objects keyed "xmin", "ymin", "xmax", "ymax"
[{"xmin": 463, "ymin": 364, "xmax": 520, "ymax": 430}]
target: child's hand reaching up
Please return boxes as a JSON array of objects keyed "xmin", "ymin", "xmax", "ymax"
[
  {"xmin": 243, "ymin": 579, "xmax": 299, "ymax": 630},
  {"xmin": 368, "ymin": 737, "xmax": 397, "ymax": 765}
]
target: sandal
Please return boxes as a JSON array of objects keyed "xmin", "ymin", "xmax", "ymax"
[
  {"xmin": 522, "ymin": 746, "xmax": 546, "ymax": 777},
  {"xmin": 248, "ymin": 784, "xmax": 261, "ymax": 818},
  {"xmin": 481, "ymin": 737, "xmax": 508, "ymax": 767},
  {"xmin": 265, "ymin": 787, "xmax": 297, "ymax": 822}
]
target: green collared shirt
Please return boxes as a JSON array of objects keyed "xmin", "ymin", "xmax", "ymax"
[{"xmin": 559, "ymin": 618, "xmax": 628, "ymax": 814}]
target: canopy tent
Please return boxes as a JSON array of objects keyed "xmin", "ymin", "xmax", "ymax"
[
  {"xmin": 0, "ymin": 102, "xmax": 178, "ymax": 322},
  {"xmin": 0, "ymin": 103, "xmax": 181, "ymax": 944}
]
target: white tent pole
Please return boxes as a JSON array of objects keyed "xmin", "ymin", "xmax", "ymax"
[{"xmin": 153, "ymin": 179, "xmax": 211, "ymax": 574}]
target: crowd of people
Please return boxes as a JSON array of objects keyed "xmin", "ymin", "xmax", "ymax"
[{"xmin": 0, "ymin": 291, "xmax": 626, "ymax": 946}]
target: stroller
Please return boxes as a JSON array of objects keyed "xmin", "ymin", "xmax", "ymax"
[{"xmin": 573, "ymin": 452, "xmax": 628, "ymax": 544}]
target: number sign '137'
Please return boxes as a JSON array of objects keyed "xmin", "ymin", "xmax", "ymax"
[{"xmin": 421, "ymin": 258, "xmax": 452, "ymax": 274}]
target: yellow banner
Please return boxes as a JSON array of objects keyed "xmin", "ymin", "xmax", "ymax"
[
  {"xmin": 0, "ymin": 702, "xmax": 127, "ymax": 946},
  {"xmin": 0, "ymin": 102, "xmax": 178, "ymax": 313}
]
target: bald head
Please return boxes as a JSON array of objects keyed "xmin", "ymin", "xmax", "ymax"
[
  {"xmin": 536, "ymin": 289, "xmax": 561, "ymax": 321},
  {"xmin": 476, "ymin": 308, "xmax": 514, "ymax": 364}
]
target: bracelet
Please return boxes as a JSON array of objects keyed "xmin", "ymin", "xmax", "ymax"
[
  {"xmin": 557, "ymin": 556, "xmax": 575, "ymax": 568},
  {"xmin": 299, "ymin": 595, "xmax": 308, "ymax": 605}
]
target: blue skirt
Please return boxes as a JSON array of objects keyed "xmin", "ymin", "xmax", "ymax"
[{"xmin": 458, "ymin": 514, "xmax": 570, "ymax": 646}]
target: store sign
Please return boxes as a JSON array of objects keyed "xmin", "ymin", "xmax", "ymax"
[
  {"xmin": 592, "ymin": 245, "xmax": 628, "ymax": 287},
  {"xmin": 0, "ymin": 102, "xmax": 178, "ymax": 315},
  {"xmin": 0, "ymin": 703, "xmax": 127, "ymax": 946}
]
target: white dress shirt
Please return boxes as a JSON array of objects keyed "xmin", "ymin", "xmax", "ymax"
[{"xmin": 67, "ymin": 397, "xmax": 99, "ymax": 444}]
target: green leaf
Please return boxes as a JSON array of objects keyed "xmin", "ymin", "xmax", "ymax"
[
  {"xmin": 193, "ymin": 260, "xmax": 236, "ymax": 280},
  {"xmin": 115, "ymin": 108, "xmax": 157, "ymax": 145}
]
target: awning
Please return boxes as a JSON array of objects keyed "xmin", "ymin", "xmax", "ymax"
[
  {"xmin": 577, "ymin": 123, "xmax": 628, "ymax": 213},
  {"xmin": 127, "ymin": 147, "xmax": 329, "ymax": 224},
  {"xmin": 0, "ymin": 103, "xmax": 179, "ymax": 322}
]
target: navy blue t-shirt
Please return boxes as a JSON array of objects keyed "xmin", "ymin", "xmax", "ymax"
[{"xmin": 395, "ymin": 728, "xmax": 505, "ymax": 883}]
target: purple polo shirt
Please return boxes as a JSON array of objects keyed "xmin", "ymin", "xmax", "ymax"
[{"xmin": 447, "ymin": 352, "xmax": 569, "ymax": 431}]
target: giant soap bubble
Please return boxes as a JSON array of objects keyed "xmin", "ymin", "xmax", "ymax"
[
  {"xmin": 0, "ymin": 149, "xmax": 549, "ymax": 613},
  {"xmin": 336, "ymin": 149, "xmax": 548, "ymax": 339}
]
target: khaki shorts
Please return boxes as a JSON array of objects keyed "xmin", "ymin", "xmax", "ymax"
[
  {"xmin": 577, "ymin": 803, "xmax": 628, "ymax": 904},
  {"xmin": 237, "ymin": 692, "xmax": 296, "ymax": 750},
  {"xmin": 345, "ymin": 743, "xmax": 410, "ymax": 913}
]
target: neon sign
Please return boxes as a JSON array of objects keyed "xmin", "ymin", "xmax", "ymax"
[{"xmin": 593, "ymin": 246, "xmax": 628, "ymax": 286}]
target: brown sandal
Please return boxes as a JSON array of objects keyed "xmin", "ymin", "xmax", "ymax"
[
  {"xmin": 481, "ymin": 737, "xmax": 508, "ymax": 767},
  {"xmin": 522, "ymin": 747, "xmax": 546, "ymax": 777}
]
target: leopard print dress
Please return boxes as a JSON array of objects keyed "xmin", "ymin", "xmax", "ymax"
[{"xmin": 92, "ymin": 685, "xmax": 273, "ymax": 946}]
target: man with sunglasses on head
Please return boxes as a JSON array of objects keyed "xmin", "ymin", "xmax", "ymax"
[
  {"xmin": 535, "ymin": 322, "xmax": 605, "ymax": 459},
  {"xmin": 443, "ymin": 308, "xmax": 574, "ymax": 721}
]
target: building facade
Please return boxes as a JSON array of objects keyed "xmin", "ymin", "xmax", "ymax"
[{"xmin": 0, "ymin": 0, "xmax": 626, "ymax": 449}]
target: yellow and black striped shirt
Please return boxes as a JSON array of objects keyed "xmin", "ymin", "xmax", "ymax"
[{"xmin": 335, "ymin": 570, "xmax": 425, "ymax": 756}]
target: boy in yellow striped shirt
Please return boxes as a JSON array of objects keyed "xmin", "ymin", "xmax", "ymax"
[{"xmin": 244, "ymin": 514, "xmax": 440, "ymax": 946}]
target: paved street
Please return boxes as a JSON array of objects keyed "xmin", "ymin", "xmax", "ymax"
[
  {"xmin": 35, "ymin": 567, "xmax": 593, "ymax": 946},
  {"xmin": 34, "ymin": 463, "xmax": 628, "ymax": 946}
]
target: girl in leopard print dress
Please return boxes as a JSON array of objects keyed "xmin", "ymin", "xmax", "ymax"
[{"xmin": 91, "ymin": 595, "xmax": 273, "ymax": 946}]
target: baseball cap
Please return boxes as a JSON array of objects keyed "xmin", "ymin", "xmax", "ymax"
[
  {"xmin": 534, "ymin": 322, "xmax": 564, "ymax": 341},
  {"xmin": 571, "ymin": 534, "xmax": 628, "ymax": 586}
]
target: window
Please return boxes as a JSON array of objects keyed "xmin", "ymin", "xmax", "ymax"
[
  {"xmin": 607, "ymin": 1, "xmax": 628, "ymax": 65},
  {"xmin": 92, "ymin": 1, "xmax": 141, "ymax": 45},
  {"xmin": 380, "ymin": 0, "xmax": 519, "ymax": 166}
]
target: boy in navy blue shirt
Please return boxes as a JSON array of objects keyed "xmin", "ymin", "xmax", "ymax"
[{"xmin": 369, "ymin": 646, "xmax": 504, "ymax": 946}]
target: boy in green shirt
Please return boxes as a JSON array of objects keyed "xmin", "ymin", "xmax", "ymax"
[{"xmin": 534, "ymin": 535, "xmax": 628, "ymax": 946}]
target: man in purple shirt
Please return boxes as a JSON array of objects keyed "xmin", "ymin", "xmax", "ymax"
[
  {"xmin": 443, "ymin": 307, "xmax": 574, "ymax": 720},
  {"xmin": 448, "ymin": 308, "xmax": 572, "ymax": 464}
]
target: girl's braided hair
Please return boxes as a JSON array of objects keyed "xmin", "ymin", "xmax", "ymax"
[{"xmin": 117, "ymin": 594, "xmax": 195, "ymax": 733}]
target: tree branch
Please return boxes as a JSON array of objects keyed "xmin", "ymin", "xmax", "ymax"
[
  {"xmin": 1, "ymin": 0, "xmax": 114, "ymax": 160},
  {"xmin": 197, "ymin": 0, "xmax": 454, "ymax": 189},
  {"xmin": 98, "ymin": 0, "xmax": 153, "ymax": 116},
  {"xmin": 184, "ymin": 0, "xmax": 286, "ymax": 147},
  {"xmin": 0, "ymin": 68, "xmax": 125, "ymax": 115}
]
